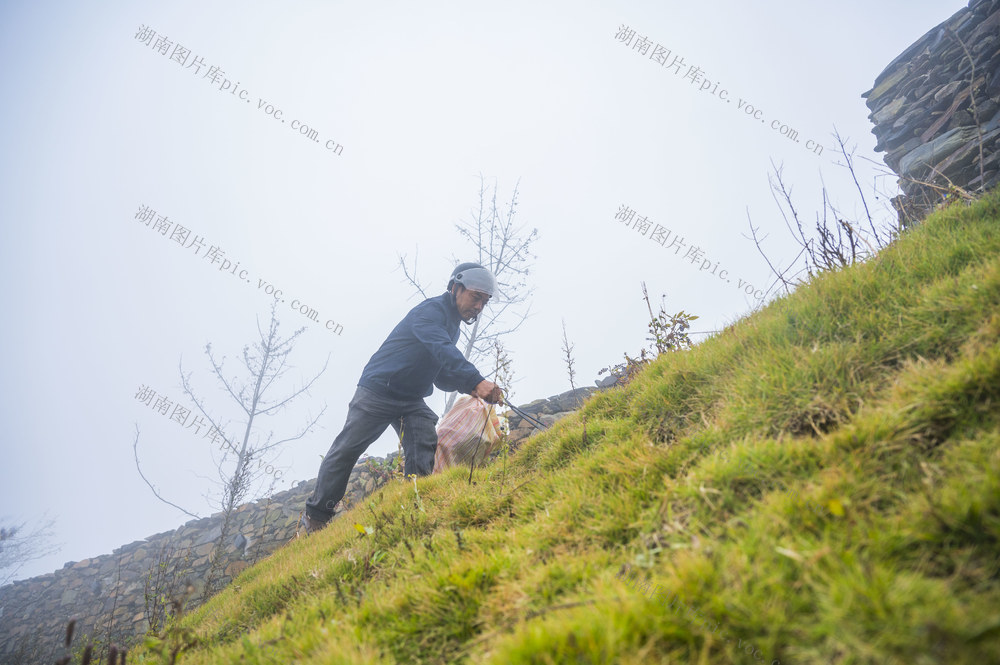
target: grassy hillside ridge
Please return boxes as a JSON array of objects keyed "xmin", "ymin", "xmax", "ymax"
[{"xmin": 133, "ymin": 192, "xmax": 1000, "ymax": 664}]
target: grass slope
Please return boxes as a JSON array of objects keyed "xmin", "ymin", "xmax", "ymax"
[{"xmin": 136, "ymin": 192, "xmax": 1000, "ymax": 664}]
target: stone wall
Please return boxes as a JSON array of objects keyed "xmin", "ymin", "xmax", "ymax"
[
  {"xmin": 864, "ymin": 0, "xmax": 1000, "ymax": 223},
  {"xmin": 0, "ymin": 452, "xmax": 402, "ymax": 664},
  {"xmin": 504, "ymin": 385, "xmax": 601, "ymax": 445},
  {"xmin": 0, "ymin": 378, "xmax": 616, "ymax": 664}
]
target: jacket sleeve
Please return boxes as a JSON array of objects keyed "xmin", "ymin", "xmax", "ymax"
[
  {"xmin": 433, "ymin": 365, "xmax": 477, "ymax": 393},
  {"xmin": 410, "ymin": 309, "xmax": 485, "ymax": 394}
]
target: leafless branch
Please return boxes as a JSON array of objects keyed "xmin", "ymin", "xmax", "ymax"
[
  {"xmin": 0, "ymin": 514, "xmax": 61, "ymax": 586},
  {"xmin": 259, "ymin": 354, "xmax": 329, "ymax": 415},
  {"xmin": 254, "ymin": 405, "xmax": 327, "ymax": 453},
  {"xmin": 746, "ymin": 210, "xmax": 794, "ymax": 293},
  {"xmin": 131, "ymin": 425, "xmax": 200, "ymax": 519},
  {"xmin": 134, "ymin": 302, "xmax": 327, "ymax": 601},
  {"xmin": 830, "ymin": 128, "xmax": 879, "ymax": 244},
  {"xmin": 751, "ymin": 139, "xmax": 902, "ymax": 295},
  {"xmin": 397, "ymin": 249, "xmax": 430, "ymax": 300}
]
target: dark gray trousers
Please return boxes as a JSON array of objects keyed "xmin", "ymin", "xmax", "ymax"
[{"xmin": 305, "ymin": 385, "xmax": 439, "ymax": 523}]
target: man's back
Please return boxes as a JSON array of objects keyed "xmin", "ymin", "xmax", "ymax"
[{"xmin": 358, "ymin": 292, "xmax": 484, "ymax": 401}]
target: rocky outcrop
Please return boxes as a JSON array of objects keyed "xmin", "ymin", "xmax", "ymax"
[
  {"xmin": 864, "ymin": 0, "xmax": 1000, "ymax": 223},
  {"xmin": 505, "ymin": 386, "xmax": 599, "ymax": 446}
]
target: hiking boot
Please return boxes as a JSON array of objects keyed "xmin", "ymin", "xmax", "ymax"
[{"xmin": 297, "ymin": 512, "xmax": 328, "ymax": 537}]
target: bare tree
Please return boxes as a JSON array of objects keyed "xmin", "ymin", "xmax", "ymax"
[
  {"xmin": 561, "ymin": 319, "xmax": 587, "ymax": 448},
  {"xmin": 560, "ymin": 319, "xmax": 577, "ymax": 393},
  {"xmin": 143, "ymin": 541, "xmax": 193, "ymax": 635},
  {"xmin": 747, "ymin": 129, "xmax": 900, "ymax": 299},
  {"xmin": 0, "ymin": 516, "xmax": 60, "ymax": 586},
  {"xmin": 491, "ymin": 338, "xmax": 515, "ymax": 408},
  {"xmin": 132, "ymin": 304, "xmax": 328, "ymax": 599},
  {"xmin": 399, "ymin": 174, "xmax": 538, "ymax": 413}
]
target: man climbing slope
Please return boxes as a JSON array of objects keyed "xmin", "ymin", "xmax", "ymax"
[{"xmin": 301, "ymin": 263, "xmax": 504, "ymax": 534}]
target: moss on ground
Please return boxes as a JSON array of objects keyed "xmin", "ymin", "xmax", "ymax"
[{"xmin": 132, "ymin": 192, "xmax": 1000, "ymax": 664}]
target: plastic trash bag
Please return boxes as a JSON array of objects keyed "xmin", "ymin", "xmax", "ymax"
[{"xmin": 433, "ymin": 395, "xmax": 502, "ymax": 472}]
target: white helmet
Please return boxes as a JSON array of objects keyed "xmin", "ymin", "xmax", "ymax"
[{"xmin": 448, "ymin": 263, "xmax": 496, "ymax": 297}]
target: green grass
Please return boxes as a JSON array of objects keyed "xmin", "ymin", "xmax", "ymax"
[{"xmin": 133, "ymin": 192, "xmax": 1000, "ymax": 664}]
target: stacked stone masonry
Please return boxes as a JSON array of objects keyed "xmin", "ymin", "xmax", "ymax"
[
  {"xmin": 0, "ymin": 452, "xmax": 406, "ymax": 664},
  {"xmin": 0, "ymin": 379, "xmax": 614, "ymax": 664},
  {"xmin": 864, "ymin": 0, "xmax": 1000, "ymax": 222}
]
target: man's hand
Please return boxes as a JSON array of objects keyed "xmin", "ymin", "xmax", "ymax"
[{"xmin": 473, "ymin": 380, "xmax": 504, "ymax": 404}]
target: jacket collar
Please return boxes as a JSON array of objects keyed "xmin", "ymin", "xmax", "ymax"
[{"xmin": 442, "ymin": 290, "xmax": 465, "ymax": 325}]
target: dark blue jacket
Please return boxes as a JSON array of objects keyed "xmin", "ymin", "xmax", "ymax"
[{"xmin": 358, "ymin": 292, "xmax": 486, "ymax": 401}]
